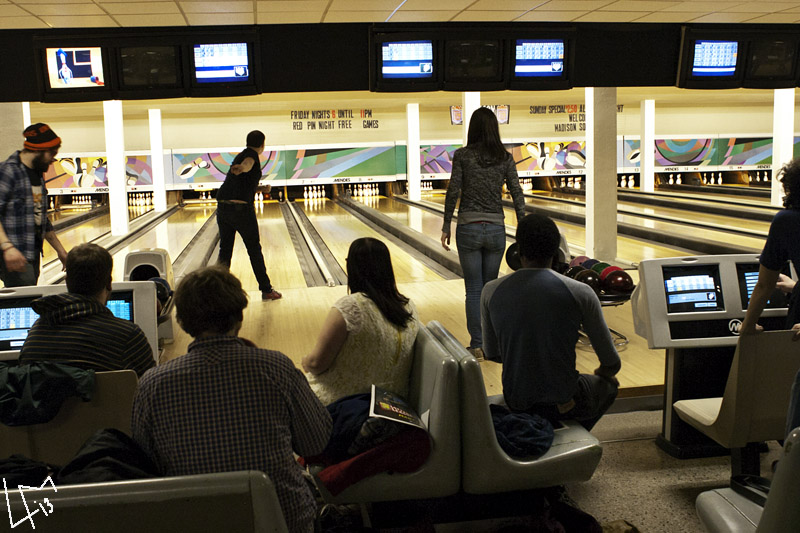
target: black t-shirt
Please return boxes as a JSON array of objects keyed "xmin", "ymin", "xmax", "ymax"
[{"xmin": 216, "ymin": 147, "xmax": 261, "ymax": 203}]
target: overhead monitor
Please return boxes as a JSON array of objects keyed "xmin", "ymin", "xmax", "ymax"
[
  {"xmin": 509, "ymin": 35, "xmax": 572, "ymax": 90},
  {"xmin": 677, "ymin": 28, "xmax": 744, "ymax": 89},
  {"xmin": 188, "ymin": 39, "xmax": 259, "ymax": 96},
  {"xmin": 0, "ymin": 282, "xmax": 158, "ymax": 361},
  {"xmin": 371, "ymin": 33, "xmax": 440, "ymax": 92},
  {"xmin": 43, "ymin": 46, "xmax": 108, "ymax": 93},
  {"xmin": 742, "ymin": 36, "xmax": 799, "ymax": 89},
  {"xmin": 662, "ymin": 264, "xmax": 725, "ymax": 314},
  {"xmin": 118, "ymin": 45, "xmax": 182, "ymax": 90},
  {"xmin": 443, "ymin": 39, "xmax": 504, "ymax": 91}
]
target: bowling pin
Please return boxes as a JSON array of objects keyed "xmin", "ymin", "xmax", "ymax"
[
  {"xmin": 676, "ymin": 174, "xmax": 682, "ymax": 185},
  {"xmin": 322, "ymin": 187, "xmax": 326, "ymax": 198},
  {"xmin": 668, "ymin": 174, "xmax": 674, "ymax": 185},
  {"xmin": 717, "ymin": 173, "xmax": 723, "ymax": 184},
  {"xmin": 303, "ymin": 187, "xmax": 308, "ymax": 199}
]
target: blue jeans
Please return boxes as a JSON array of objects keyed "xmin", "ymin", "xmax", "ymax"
[{"xmin": 456, "ymin": 222, "xmax": 506, "ymax": 349}]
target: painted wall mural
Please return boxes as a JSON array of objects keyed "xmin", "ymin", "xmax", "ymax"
[{"xmin": 280, "ymin": 146, "xmax": 395, "ymax": 182}]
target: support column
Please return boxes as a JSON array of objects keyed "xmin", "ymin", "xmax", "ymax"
[
  {"xmin": 149, "ymin": 109, "xmax": 167, "ymax": 212},
  {"xmin": 640, "ymin": 99, "xmax": 655, "ymax": 193},
  {"xmin": 772, "ymin": 88, "xmax": 795, "ymax": 207},
  {"xmin": 461, "ymin": 92, "xmax": 481, "ymax": 145},
  {"xmin": 406, "ymin": 103, "xmax": 421, "ymax": 202},
  {"xmin": 585, "ymin": 87, "xmax": 618, "ymax": 261},
  {"xmin": 0, "ymin": 103, "xmax": 25, "ymax": 159},
  {"xmin": 104, "ymin": 100, "xmax": 129, "ymax": 236}
]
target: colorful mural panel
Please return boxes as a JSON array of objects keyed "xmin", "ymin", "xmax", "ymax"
[
  {"xmin": 420, "ymin": 144, "xmax": 460, "ymax": 174},
  {"xmin": 621, "ymin": 139, "xmax": 641, "ymax": 168},
  {"xmin": 654, "ymin": 138, "xmax": 715, "ymax": 167},
  {"xmin": 508, "ymin": 141, "xmax": 586, "ymax": 172},
  {"xmin": 281, "ymin": 146, "xmax": 395, "ymax": 181},
  {"xmin": 718, "ymin": 137, "xmax": 773, "ymax": 166},
  {"xmin": 168, "ymin": 151, "xmax": 282, "ymax": 185},
  {"xmin": 45, "ymin": 156, "xmax": 108, "ymax": 189}
]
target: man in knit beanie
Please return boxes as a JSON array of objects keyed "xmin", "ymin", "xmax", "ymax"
[{"xmin": 0, "ymin": 123, "xmax": 68, "ymax": 287}]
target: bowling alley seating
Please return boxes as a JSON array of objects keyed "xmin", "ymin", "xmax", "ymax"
[
  {"xmin": 673, "ymin": 330, "xmax": 800, "ymax": 477},
  {"xmin": 427, "ymin": 321, "xmax": 603, "ymax": 494},
  {"xmin": 695, "ymin": 426, "xmax": 800, "ymax": 533},
  {"xmin": 0, "ymin": 370, "xmax": 137, "ymax": 465},
  {"xmin": 309, "ymin": 327, "xmax": 460, "ymax": 505},
  {"xmin": 8, "ymin": 470, "xmax": 288, "ymax": 533}
]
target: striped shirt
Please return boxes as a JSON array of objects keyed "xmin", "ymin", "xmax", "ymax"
[
  {"xmin": 443, "ymin": 146, "xmax": 526, "ymax": 232},
  {"xmin": 0, "ymin": 151, "xmax": 53, "ymax": 262},
  {"xmin": 19, "ymin": 293, "xmax": 154, "ymax": 376},
  {"xmin": 132, "ymin": 336, "xmax": 332, "ymax": 533}
]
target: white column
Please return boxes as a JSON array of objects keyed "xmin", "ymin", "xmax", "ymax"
[
  {"xmin": 0, "ymin": 103, "xmax": 25, "ymax": 158},
  {"xmin": 21, "ymin": 103, "xmax": 31, "ymax": 128},
  {"xmin": 585, "ymin": 87, "xmax": 618, "ymax": 261},
  {"xmin": 149, "ymin": 109, "xmax": 167, "ymax": 212},
  {"xmin": 640, "ymin": 99, "xmax": 656, "ymax": 193},
  {"xmin": 461, "ymin": 92, "xmax": 481, "ymax": 145},
  {"xmin": 104, "ymin": 100, "xmax": 129, "ymax": 236},
  {"xmin": 772, "ymin": 88, "xmax": 795, "ymax": 207},
  {"xmin": 406, "ymin": 103, "xmax": 421, "ymax": 202}
]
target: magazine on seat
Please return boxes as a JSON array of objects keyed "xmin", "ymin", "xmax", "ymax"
[{"xmin": 369, "ymin": 385, "xmax": 425, "ymax": 429}]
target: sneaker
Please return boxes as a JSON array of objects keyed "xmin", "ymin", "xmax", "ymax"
[
  {"xmin": 467, "ymin": 347, "xmax": 485, "ymax": 361},
  {"xmin": 262, "ymin": 289, "xmax": 282, "ymax": 301}
]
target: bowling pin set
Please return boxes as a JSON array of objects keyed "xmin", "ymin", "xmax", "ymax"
[
  {"xmin": 50, "ymin": 195, "xmax": 94, "ymax": 210},
  {"xmin": 559, "ymin": 177, "xmax": 583, "ymax": 189},
  {"xmin": 127, "ymin": 193, "xmax": 153, "ymax": 207},
  {"xmin": 747, "ymin": 171, "xmax": 771, "ymax": 183},
  {"xmin": 700, "ymin": 172, "xmax": 724, "ymax": 185},
  {"xmin": 519, "ymin": 178, "xmax": 534, "ymax": 191},
  {"xmin": 302, "ymin": 186, "xmax": 327, "ymax": 200},
  {"xmin": 564, "ymin": 255, "xmax": 635, "ymax": 298},
  {"xmin": 617, "ymin": 175, "xmax": 637, "ymax": 188},
  {"xmin": 346, "ymin": 184, "xmax": 380, "ymax": 197}
]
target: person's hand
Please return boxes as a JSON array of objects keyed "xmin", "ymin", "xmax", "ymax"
[
  {"xmin": 57, "ymin": 248, "xmax": 68, "ymax": 271},
  {"xmin": 594, "ymin": 367, "xmax": 620, "ymax": 388},
  {"xmin": 441, "ymin": 232, "xmax": 451, "ymax": 251},
  {"xmin": 3, "ymin": 247, "xmax": 27, "ymax": 272},
  {"xmin": 777, "ymin": 273, "xmax": 796, "ymax": 294},
  {"xmin": 792, "ymin": 323, "xmax": 800, "ymax": 341},
  {"xmin": 739, "ymin": 323, "xmax": 764, "ymax": 336}
]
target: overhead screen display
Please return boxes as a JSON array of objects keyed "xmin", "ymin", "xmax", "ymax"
[
  {"xmin": 381, "ymin": 40, "xmax": 433, "ymax": 79},
  {"xmin": 120, "ymin": 46, "xmax": 179, "ymax": 88},
  {"xmin": 692, "ymin": 40, "xmax": 738, "ymax": 77},
  {"xmin": 514, "ymin": 39, "xmax": 564, "ymax": 78},
  {"xmin": 662, "ymin": 264, "xmax": 725, "ymax": 314},
  {"xmin": 193, "ymin": 42, "xmax": 250, "ymax": 84},
  {"xmin": 45, "ymin": 47, "xmax": 105, "ymax": 89}
]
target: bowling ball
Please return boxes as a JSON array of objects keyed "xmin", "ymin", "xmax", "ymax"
[
  {"xmin": 149, "ymin": 277, "xmax": 172, "ymax": 306},
  {"xmin": 569, "ymin": 255, "xmax": 589, "ymax": 268},
  {"xmin": 565, "ymin": 265, "xmax": 586, "ymax": 279},
  {"xmin": 600, "ymin": 265, "xmax": 623, "ymax": 281},
  {"xmin": 591, "ymin": 262, "xmax": 611, "ymax": 275},
  {"xmin": 505, "ymin": 242, "xmax": 521, "ymax": 271},
  {"xmin": 603, "ymin": 271, "xmax": 635, "ymax": 295},
  {"xmin": 574, "ymin": 269, "xmax": 601, "ymax": 293},
  {"xmin": 552, "ymin": 261, "xmax": 569, "ymax": 275},
  {"xmin": 582, "ymin": 258, "xmax": 599, "ymax": 270}
]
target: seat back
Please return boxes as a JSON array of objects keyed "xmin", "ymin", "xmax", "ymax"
[
  {"xmin": 314, "ymin": 326, "xmax": 460, "ymax": 504},
  {"xmin": 6, "ymin": 470, "xmax": 288, "ymax": 532},
  {"xmin": 716, "ymin": 331, "xmax": 800, "ymax": 447},
  {"xmin": 0, "ymin": 370, "xmax": 138, "ymax": 465},
  {"xmin": 757, "ymin": 426, "xmax": 800, "ymax": 532}
]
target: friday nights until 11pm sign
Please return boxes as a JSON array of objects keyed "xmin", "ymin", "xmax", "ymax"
[{"xmin": 290, "ymin": 109, "xmax": 379, "ymax": 131}]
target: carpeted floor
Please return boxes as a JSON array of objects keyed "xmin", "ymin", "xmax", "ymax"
[{"xmin": 566, "ymin": 410, "xmax": 782, "ymax": 533}]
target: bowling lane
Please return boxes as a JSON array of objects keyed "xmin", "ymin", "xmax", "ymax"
[
  {"xmin": 514, "ymin": 195, "xmax": 767, "ymax": 252},
  {"xmin": 109, "ymin": 205, "xmax": 215, "ymax": 282},
  {"xmin": 228, "ymin": 201, "xmax": 307, "ymax": 292},
  {"xmin": 301, "ymin": 198, "xmax": 446, "ymax": 284},
  {"xmin": 421, "ymin": 194, "xmax": 698, "ymax": 263}
]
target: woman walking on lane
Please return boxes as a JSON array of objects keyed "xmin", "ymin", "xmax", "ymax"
[{"xmin": 441, "ymin": 107, "xmax": 526, "ymax": 360}]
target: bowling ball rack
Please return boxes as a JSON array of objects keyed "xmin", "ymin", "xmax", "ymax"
[{"xmin": 579, "ymin": 293, "xmax": 631, "ymax": 348}]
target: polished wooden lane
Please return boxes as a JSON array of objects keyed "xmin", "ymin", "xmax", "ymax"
[
  {"xmin": 227, "ymin": 201, "xmax": 307, "ymax": 292},
  {"xmin": 301, "ymin": 198, "xmax": 446, "ymax": 284},
  {"xmin": 109, "ymin": 205, "xmax": 215, "ymax": 282}
]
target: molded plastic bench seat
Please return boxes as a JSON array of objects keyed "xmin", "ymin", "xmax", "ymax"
[
  {"xmin": 7, "ymin": 470, "xmax": 288, "ymax": 532},
  {"xmin": 310, "ymin": 326, "xmax": 460, "ymax": 504},
  {"xmin": 428, "ymin": 320, "xmax": 603, "ymax": 494}
]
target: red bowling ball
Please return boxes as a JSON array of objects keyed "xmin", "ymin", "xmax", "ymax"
[
  {"xmin": 603, "ymin": 270, "xmax": 635, "ymax": 294},
  {"xmin": 600, "ymin": 265, "xmax": 623, "ymax": 280}
]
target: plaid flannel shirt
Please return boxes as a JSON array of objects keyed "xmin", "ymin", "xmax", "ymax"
[
  {"xmin": 0, "ymin": 151, "xmax": 52, "ymax": 262},
  {"xmin": 132, "ymin": 336, "xmax": 332, "ymax": 533}
]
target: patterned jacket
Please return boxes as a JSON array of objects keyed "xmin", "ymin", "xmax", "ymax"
[{"xmin": 0, "ymin": 151, "xmax": 53, "ymax": 262}]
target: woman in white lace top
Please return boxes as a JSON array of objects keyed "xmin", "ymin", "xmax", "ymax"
[{"xmin": 302, "ymin": 238, "xmax": 419, "ymax": 405}]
